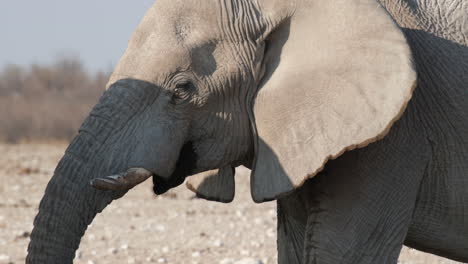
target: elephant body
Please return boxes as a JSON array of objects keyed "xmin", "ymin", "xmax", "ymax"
[
  {"xmin": 26, "ymin": 0, "xmax": 467, "ymax": 263},
  {"xmin": 278, "ymin": 1, "xmax": 468, "ymax": 262}
]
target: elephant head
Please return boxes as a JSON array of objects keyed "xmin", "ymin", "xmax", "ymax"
[{"xmin": 27, "ymin": 0, "xmax": 415, "ymax": 262}]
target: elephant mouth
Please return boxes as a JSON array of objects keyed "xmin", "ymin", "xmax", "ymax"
[
  {"xmin": 90, "ymin": 141, "xmax": 197, "ymax": 194},
  {"xmin": 152, "ymin": 141, "xmax": 198, "ymax": 194}
]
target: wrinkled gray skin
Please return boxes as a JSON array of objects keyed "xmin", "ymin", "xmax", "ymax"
[
  {"xmin": 276, "ymin": 1, "xmax": 468, "ymax": 263},
  {"xmin": 27, "ymin": 0, "xmax": 467, "ymax": 263}
]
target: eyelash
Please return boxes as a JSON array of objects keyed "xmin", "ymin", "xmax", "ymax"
[{"xmin": 172, "ymin": 82, "xmax": 194, "ymax": 103}]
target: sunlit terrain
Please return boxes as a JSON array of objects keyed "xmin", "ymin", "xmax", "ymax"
[{"xmin": 0, "ymin": 143, "xmax": 461, "ymax": 264}]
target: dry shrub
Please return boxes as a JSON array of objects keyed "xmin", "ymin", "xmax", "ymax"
[{"xmin": 0, "ymin": 56, "xmax": 110, "ymax": 143}]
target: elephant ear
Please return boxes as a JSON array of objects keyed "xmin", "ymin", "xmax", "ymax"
[
  {"xmin": 250, "ymin": 0, "xmax": 416, "ymax": 202},
  {"xmin": 186, "ymin": 167, "xmax": 235, "ymax": 203}
]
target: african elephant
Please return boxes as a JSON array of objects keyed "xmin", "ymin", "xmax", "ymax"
[{"xmin": 27, "ymin": 0, "xmax": 468, "ymax": 263}]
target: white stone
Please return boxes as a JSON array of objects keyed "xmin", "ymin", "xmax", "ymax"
[
  {"xmin": 235, "ymin": 210, "xmax": 244, "ymax": 218},
  {"xmin": 219, "ymin": 258, "xmax": 234, "ymax": 264},
  {"xmin": 240, "ymin": 249, "xmax": 249, "ymax": 256},
  {"xmin": 213, "ymin": 239, "xmax": 223, "ymax": 247},
  {"xmin": 250, "ymin": 241, "xmax": 261, "ymax": 248},
  {"xmin": 121, "ymin": 243, "xmax": 129, "ymax": 250},
  {"xmin": 162, "ymin": 246, "xmax": 170, "ymax": 253},
  {"xmin": 266, "ymin": 228, "xmax": 275, "ymax": 238},
  {"xmin": 254, "ymin": 217, "xmax": 262, "ymax": 225},
  {"xmin": 156, "ymin": 224, "xmax": 166, "ymax": 232},
  {"xmin": 234, "ymin": 258, "xmax": 264, "ymax": 264}
]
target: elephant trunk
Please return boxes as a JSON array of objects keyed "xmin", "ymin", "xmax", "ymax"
[
  {"xmin": 26, "ymin": 79, "xmax": 159, "ymax": 263},
  {"xmin": 26, "ymin": 150, "xmax": 119, "ymax": 263}
]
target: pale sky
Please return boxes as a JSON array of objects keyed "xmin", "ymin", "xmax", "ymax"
[{"xmin": 0, "ymin": 0, "xmax": 155, "ymax": 72}]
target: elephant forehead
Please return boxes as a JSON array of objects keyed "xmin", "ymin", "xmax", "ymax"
[
  {"xmin": 110, "ymin": 41, "xmax": 190, "ymax": 86},
  {"xmin": 109, "ymin": 0, "xmax": 259, "ymax": 86},
  {"xmin": 134, "ymin": 0, "xmax": 222, "ymax": 46},
  {"xmin": 109, "ymin": 2, "xmax": 217, "ymax": 84}
]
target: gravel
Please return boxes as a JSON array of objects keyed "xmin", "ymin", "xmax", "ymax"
[{"xmin": 0, "ymin": 143, "xmax": 461, "ymax": 264}]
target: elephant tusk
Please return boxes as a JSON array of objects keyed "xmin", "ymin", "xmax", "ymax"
[{"xmin": 90, "ymin": 168, "xmax": 153, "ymax": 191}]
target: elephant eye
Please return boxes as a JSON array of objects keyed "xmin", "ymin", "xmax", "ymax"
[{"xmin": 171, "ymin": 81, "xmax": 195, "ymax": 104}]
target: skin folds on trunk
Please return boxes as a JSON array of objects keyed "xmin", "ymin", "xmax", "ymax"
[
  {"xmin": 26, "ymin": 80, "xmax": 160, "ymax": 263},
  {"xmin": 26, "ymin": 151, "xmax": 122, "ymax": 263}
]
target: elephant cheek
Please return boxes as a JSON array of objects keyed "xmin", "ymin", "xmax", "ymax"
[{"xmin": 152, "ymin": 141, "xmax": 198, "ymax": 194}]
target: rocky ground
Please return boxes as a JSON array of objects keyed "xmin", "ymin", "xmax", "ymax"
[{"xmin": 0, "ymin": 143, "xmax": 463, "ymax": 264}]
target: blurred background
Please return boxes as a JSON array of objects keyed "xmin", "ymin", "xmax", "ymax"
[{"xmin": 0, "ymin": 0, "xmax": 154, "ymax": 142}]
